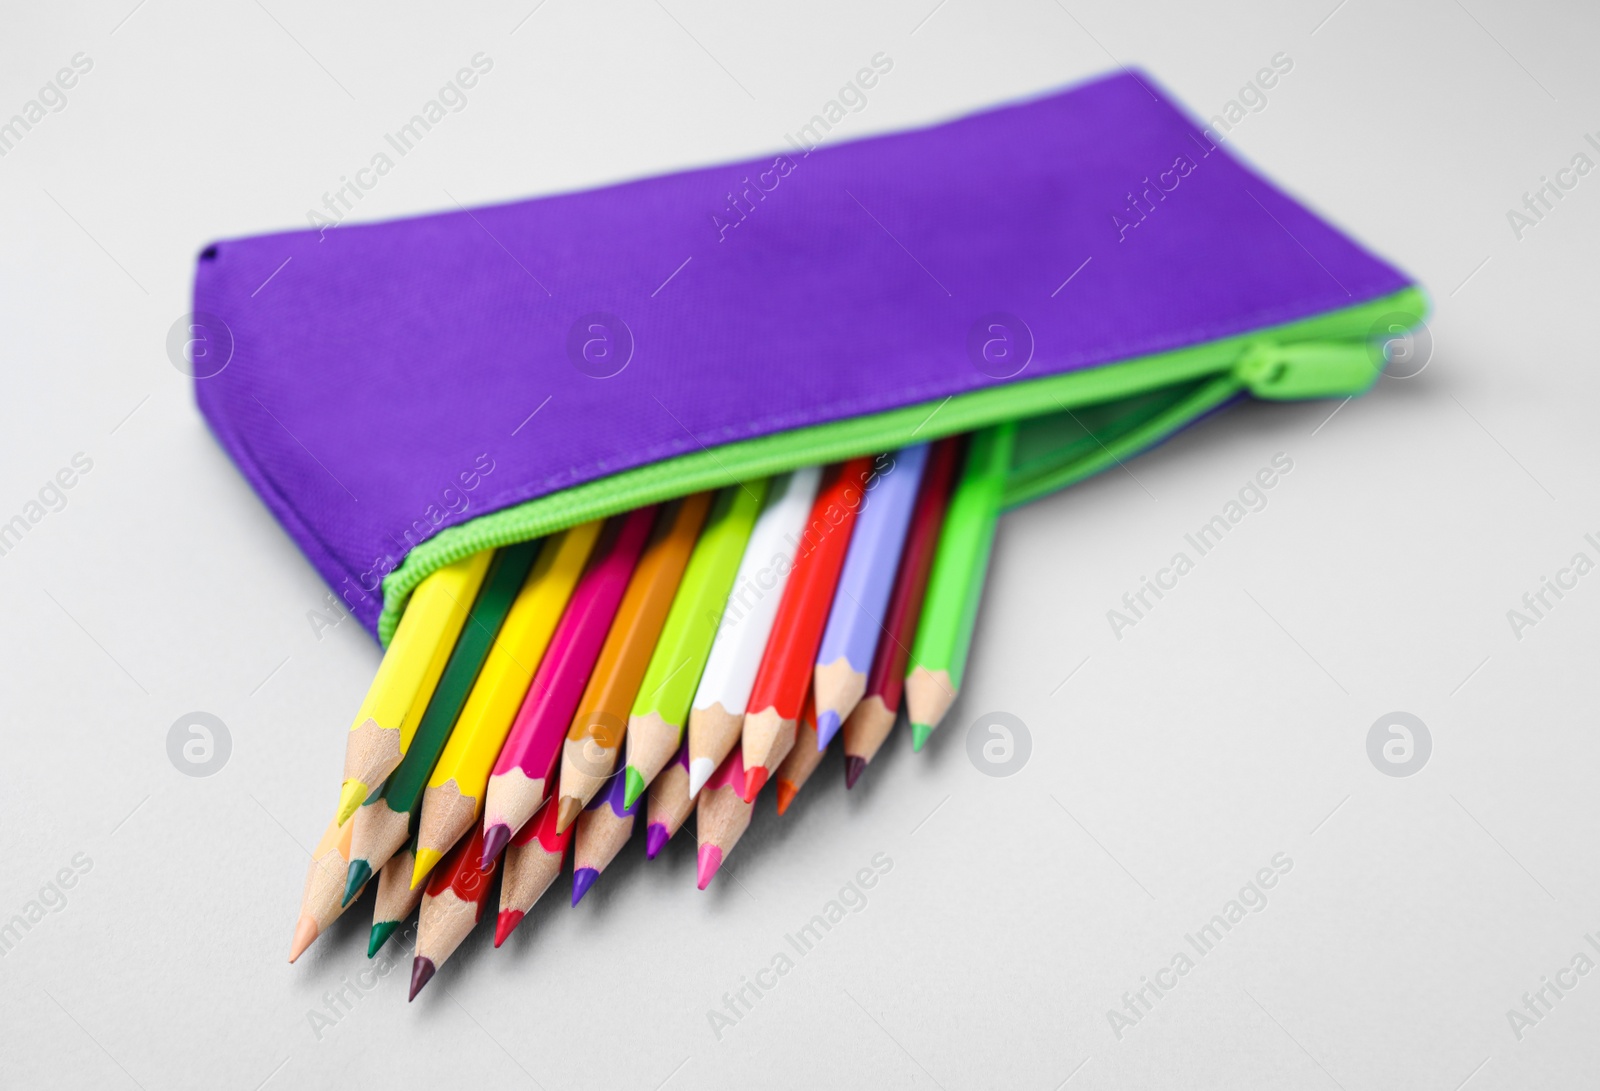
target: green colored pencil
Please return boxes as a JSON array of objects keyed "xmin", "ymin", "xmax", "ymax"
[
  {"xmin": 906, "ymin": 423, "xmax": 1016, "ymax": 751},
  {"xmin": 342, "ymin": 540, "xmax": 540, "ymax": 904},
  {"xmin": 622, "ymin": 481, "xmax": 769, "ymax": 807}
]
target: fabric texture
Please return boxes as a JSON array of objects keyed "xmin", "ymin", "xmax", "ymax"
[{"xmin": 192, "ymin": 69, "xmax": 1413, "ymax": 637}]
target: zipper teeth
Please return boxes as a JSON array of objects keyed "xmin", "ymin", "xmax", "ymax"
[
  {"xmin": 375, "ymin": 286, "xmax": 1427, "ymax": 642},
  {"xmin": 377, "ymin": 354, "xmax": 1240, "ymax": 642}
]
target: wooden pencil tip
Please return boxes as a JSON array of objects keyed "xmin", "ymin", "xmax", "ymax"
[
  {"xmin": 741, "ymin": 765, "xmax": 769, "ymax": 803},
  {"xmin": 287, "ymin": 915, "xmax": 318, "ymax": 963},
  {"xmin": 409, "ymin": 957, "xmax": 436, "ymax": 1001},
  {"xmin": 480, "ymin": 824, "xmax": 511, "ymax": 871},
  {"xmin": 622, "ymin": 766, "xmax": 646, "ymax": 810},
  {"xmin": 571, "ymin": 867, "xmax": 600, "ymax": 906},
  {"xmin": 645, "ymin": 822, "xmax": 670, "ymax": 859},
  {"xmin": 911, "ymin": 723, "xmax": 933, "ymax": 752},
  {"xmin": 494, "ymin": 910, "xmax": 523, "ymax": 948},
  {"xmin": 335, "ymin": 780, "xmax": 366, "ymax": 826},
  {"xmin": 367, "ymin": 920, "xmax": 399, "ymax": 958},
  {"xmin": 554, "ymin": 796, "xmax": 584, "ymax": 835},
  {"xmin": 844, "ymin": 756, "xmax": 867, "ymax": 789},
  {"xmin": 696, "ymin": 844, "xmax": 723, "ymax": 890},
  {"xmin": 410, "ymin": 847, "xmax": 443, "ymax": 890},
  {"xmin": 342, "ymin": 860, "xmax": 372, "ymax": 907},
  {"xmin": 774, "ymin": 780, "xmax": 798, "ymax": 815}
]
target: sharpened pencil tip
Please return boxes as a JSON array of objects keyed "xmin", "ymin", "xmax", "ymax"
[
  {"xmin": 335, "ymin": 780, "xmax": 366, "ymax": 826},
  {"xmin": 645, "ymin": 823, "xmax": 670, "ymax": 859},
  {"xmin": 480, "ymin": 824, "xmax": 511, "ymax": 870},
  {"xmin": 622, "ymin": 766, "xmax": 646, "ymax": 810},
  {"xmin": 409, "ymin": 957, "xmax": 436, "ymax": 1001},
  {"xmin": 687, "ymin": 758, "xmax": 715, "ymax": 799},
  {"xmin": 367, "ymin": 920, "xmax": 399, "ymax": 958},
  {"xmin": 741, "ymin": 765, "xmax": 769, "ymax": 803},
  {"xmin": 572, "ymin": 867, "xmax": 599, "ymax": 906},
  {"xmin": 410, "ymin": 848, "xmax": 443, "ymax": 890},
  {"xmin": 342, "ymin": 860, "xmax": 372, "ymax": 907},
  {"xmin": 815, "ymin": 710, "xmax": 841, "ymax": 750},
  {"xmin": 554, "ymin": 796, "xmax": 583, "ymax": 835},
  {"xmin": 911, "ymin": 723, "xmax": 932, "ymax": 752},
  {"xmin": 844, "ymin": 756, "xmax": 867, "ymax": 789},
  {"xmin": 494, "ymin": 910, "xmax": 523, "ymax": 947},
  {"xmin": 774, "ymin": 780, "xmax": 798, "ymax": 815},
  {"xmin": 287, "ymin": 915, "xmax": 318, "ymax": 963},
  {"xmin": 696, "ymin": 844, "xmax": 723, "ymax": 890}
]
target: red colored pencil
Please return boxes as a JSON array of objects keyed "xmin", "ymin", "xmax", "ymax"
[
  {"xmin": 410, "ymin": 823, "xmax": 498, "ymax": 1000},
  {"xmin": 494, "ymin": 795, "xmax": 572, "ymax": 947},
  {"xmin": 843, "ymin": 437, "xmax": 961, "ymax": 786},
  {"xmin": 741, "ymin": 458, "xmax": 873, "ymax": 801}
]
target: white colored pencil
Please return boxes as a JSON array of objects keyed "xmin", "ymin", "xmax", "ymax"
[{"xmin": 686, "ymin": 466, "xmax": 821, "ymax": 797}]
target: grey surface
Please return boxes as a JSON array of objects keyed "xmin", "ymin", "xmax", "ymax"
[{"xmin": 1, "ymin": 1, "xmax": 1596, "ymax": 1087}]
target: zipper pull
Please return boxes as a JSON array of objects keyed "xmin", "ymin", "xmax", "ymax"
[{"xmin": 1234, "ymin": 340, "xmax": 1381, "ymax": 400}]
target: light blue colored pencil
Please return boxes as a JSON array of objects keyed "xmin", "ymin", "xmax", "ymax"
[{"xmin": 812, "ymin": 443, "xmax": 931, "ymax": 749}]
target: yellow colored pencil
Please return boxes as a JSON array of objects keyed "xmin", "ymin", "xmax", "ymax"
[
  {"xmin": 335, "ymin": 553, "xmax": 493, "ymax": 823},
  {"xmin": 410, "ymin": 523, "xmax": 603, "ymax": 888}
]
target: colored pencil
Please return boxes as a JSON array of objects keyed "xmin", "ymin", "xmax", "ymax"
[
  {"xmin": 571, "ymin": 761, "xmax": 638, "ymax": 905},
  {"xmin": 623, "ymin": 482, "xmax": 768, "ymax": 809},
  {"xmin": 345, "ymin": 542, "xmax": 540, "ymax": 904},
  {"xmin": 695, "ymin": 748, "xmax": 755, "ymax": 890},
  {"xmin": 288, "ymin": 813, "xmax": 366, "ymax": 963},
  {"xmin": 409, "ymin": 823, "xmax": 497, "ymax": 1000},
  {"xmin": 644, "ymin": 737, "xmax": 693, "ymax": 859},
  {"xmin": 687, "ymin": 467, "xmax": 821, "ymax": 798},
  {"xmin": 494, "ymin": 795, "xmax": 572, "ymax": 946},
  {"xmin": 741, "ymin": 459, "xmax": 874, "ymax": 801},
  {"xmin": 336, "ymin": 552, "xmax": 493, "ymax": 824},
  {"xmin": 556, "ymin": 494, "xmax": 711, "ymax": 830},
  {"xmin": 410, "ymin": 523, "xmax": 602, "ymax": 888},
  {"xmin": 368, "ymin": 834, "xmax": 422, "ymax": 957},
  {"xmin": 477, "ymin": 510, "xmax": 656, "ymax": 869},
  {"xmin": 813, "ymin": 444, "xmax": 930, "ymax": 749},
  {"xmin": 844, "ymin": 437, "xmax": 961, "ymax": 785},
  {"xmin": 907, "ymin": 423, "xmax": 1016, "ymax": 751},
  {"xmin": 774, "ymin": 691, "xmax": 823, "ymax": 815}
]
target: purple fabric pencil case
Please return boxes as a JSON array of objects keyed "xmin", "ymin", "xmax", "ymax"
[{"xmin": 189, "ymin": 68, "xmax": 1423, "ymax": 643}]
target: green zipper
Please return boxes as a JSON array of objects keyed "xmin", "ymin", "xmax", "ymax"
[{"xmin": 377, "ymin": 285, "xmax": 1426, "ymax": 643}]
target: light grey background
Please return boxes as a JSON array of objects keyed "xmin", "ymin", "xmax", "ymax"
[{"xmin": 1, "ymin": 1, "xmax": 1595, "ymax": 1088}]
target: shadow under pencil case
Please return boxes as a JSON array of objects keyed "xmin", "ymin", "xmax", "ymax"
[{"xmin": 190, "ymin": 69, "xmax": 1424, "ymax": 644}]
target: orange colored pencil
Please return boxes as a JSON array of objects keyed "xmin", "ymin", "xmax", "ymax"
[
  {"xmin": 774, "ymin": 690, "xmax": 823, "ymax": 815},
  {"xmin": 555, "ymin": 493, "xmax": 712, "ymax": 831},
  {"xmin": 740, "ymin": 459, "xmax": 873, "ymax": 801}
]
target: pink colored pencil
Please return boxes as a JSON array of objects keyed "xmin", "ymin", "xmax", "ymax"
[
  {"xmin": 696, "ymin": 747, "xmax": 755, "ymax": 890},
  {"xmin": 479, "ymin": 509, "xmax": 657, "ymax": 867}
]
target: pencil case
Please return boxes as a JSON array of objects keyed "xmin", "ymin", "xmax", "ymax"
[{"xmin": 190, "ymin": 68, "xmax": 1423, "ymax": 644}]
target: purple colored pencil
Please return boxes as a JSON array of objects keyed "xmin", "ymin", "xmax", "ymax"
[
  {"xmin": 645, "ymin": 737, "xmax": 693, "ymax": 859},
  {"xmin": 812, "ymin": 443, "xmax": 931, "ymax": 749},
  {"xmin": 571, "ymin": 759, "xmax": 640, "ymax": 905}
]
